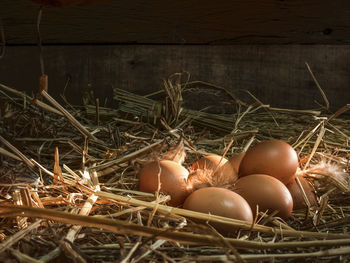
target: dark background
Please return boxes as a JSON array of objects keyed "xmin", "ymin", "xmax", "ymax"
[{"xmin": 0, "ymin": 0, "xmax": 349, "ymax": 115}]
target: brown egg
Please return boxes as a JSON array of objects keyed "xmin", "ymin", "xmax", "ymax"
[
  {"xmin": 214, "ymin": 153, "xmax": 245, "ymax": 185},
  {"xmin": 233, "ymin": 174, "xmax": 293, "ymax": 219},
  {"xmin": 228, "ymin": 152, "xmax": 246, "ymax": 173},
  {"xmin": 139, "ymin": 160, "xmax": 191, "ymax": 207},
  {"xmin": 183, "ymin": 187, "xmax": 253, "ymax": 233},
  {"xmin": 286, "ymin": 174, "xmax": 318, "ymax": 210},
  {"xmin": 239, "ymin": 140, "xmax": 299, "ymax": 184},
  {"xmin": 191, "ymin": 155, "xmax": 227, "ymax": 172}
]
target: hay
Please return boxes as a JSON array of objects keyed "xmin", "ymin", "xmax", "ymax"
[{"xmin": 0, "ymin": 75, "xmax": 349, "ymax": 262}]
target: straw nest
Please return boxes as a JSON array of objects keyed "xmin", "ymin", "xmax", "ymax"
[{"xmin": 0, "ymin": 72, "xmax": 349, "ymax": 263}]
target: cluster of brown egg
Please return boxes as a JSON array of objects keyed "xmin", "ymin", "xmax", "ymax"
[{"xmin": 139, "ymin": 140, "xmax": 317, "ymax": 233}]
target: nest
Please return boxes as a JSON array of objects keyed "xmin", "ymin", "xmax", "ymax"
[{"xmin": 0, "ymin": 72, "xmax": 350, "ymax": 263}]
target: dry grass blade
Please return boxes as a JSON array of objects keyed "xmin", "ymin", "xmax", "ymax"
[
  {"xmin": 93, "ymin": 140, "xmax": 163, "ymax": 171},
  {"xmin": 132, "ymin": 240, "xmax": 167, "ymax": 263},
  {"xmin": 0, "ymin": 220, "xmax": 42, "ymax": 253},
  {"xmin": 9, "ymin": 248, "xmax": 44, "ymax": 263},
  {"xmin": 0, "ymin": 83, "xmax": 63, "ymax": 115},
  {"xmin": 162, "ymin": 73, "xmax": 183, "ymax": 125},
  {"xmin": 0, "ymin": 135, "xmax": 36, "ymax": 171},
  {"xmin": 65, "ymin": 171, "xmax": 100, "ymax": 242},
  {"xmin": 40, "ymin": 90, "xmax": 100, "ymax": 143},
  {"xmin": 183, "ymin": 80, "xmax": 245, "ymax": 107},
  {"xmin": 327, "ymin": 103, "xmax": 350, "ymax": 122},
  {"xmin": 119, "ymin": 241, "xmax": 141, "ymax": 263},
  {"xmin": 303, "ymin": 121, "xmax": 325, "ymax": 170},
  {"xmin": 0, "ymin": 146, "xmax": 22, "ymax": 161},
  {"xmin": 267, "ymin": 107, "xmax": 321, "ymax": 115},
  {"xmin": 293, "ymin": 121, "xmax": 323, "ymax": 149},
  {"xmin": 305, "ymin": 62, "xmax": 329, "ymax": 110}
]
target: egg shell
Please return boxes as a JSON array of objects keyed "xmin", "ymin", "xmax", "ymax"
[
  {"xmin": 191, "ymin": 155, "xmax": 227, "ymax": 172},
  {"xmin": 238, "ymin": 140, "xmax": 299, "ymax": 184},
  {"xmin": 286, "ymin": 174, "xmax": 318, "ymax": 210},
  {"xmin": 233, "ymin": 174, "xmax": 293, "ymax": 219},
  {"xmin": 183, "ymin": 187, "xmax": 253, "ymax": 233},
  {"xmin": 139, "ymin": 160, "xmax": 191, "ymax": 207}
]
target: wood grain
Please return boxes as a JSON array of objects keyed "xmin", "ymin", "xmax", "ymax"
[
  {"xmin": 0, "ymin": 45, "xmax": 349, "ymax": 114},
  {"xmin": 1, "ymin": 0, "xmax": 350, "ymax": 44}
]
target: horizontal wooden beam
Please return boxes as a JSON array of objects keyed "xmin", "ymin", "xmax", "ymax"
[
  {"xmin": 1, "ymin": 0, "xmax": 350, "ymax": 44},
  {"xmin": 0, "ymin": 45, "xmax": 348, "ymax": 114}
]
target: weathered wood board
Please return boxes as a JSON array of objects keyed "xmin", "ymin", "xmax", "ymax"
[
  {"xmin": 1, "ymin": 0, "xmax": 350, "ymax": 44},
  {"xmin": 0, "ymin": 45, "xmax": 349, "ymax": 114}
]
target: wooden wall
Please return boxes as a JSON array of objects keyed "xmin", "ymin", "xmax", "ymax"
[
  {"xmin": 0, "ymin": 0, "xmax": 349, "ymax": 114},
  {"xmin": 2, "ymin": 0, "xmax": 350, "ymax": 45},
  {"xmin": 1, "ymin": 45, "xmax": 349, "ymax": 113}
]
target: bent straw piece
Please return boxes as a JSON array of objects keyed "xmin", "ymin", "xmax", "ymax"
[
  {"xmin": 0, "ymin": 135, "xmax": 36, "ymax": 171},
  {"xmin": 52, "ymin": 170, "xmax": 100, "ymax": 261},
  {"xmin": 0, "ymin": 220, "xmax": 42, "ymax": 253},
  {"xmin": 40, "ymin": 90, "xmax": 100, "ymax": 143},
  {"xmin": 0, "ymin": 147, "xmax": 22, "ymax": 161},
  {"xmin": 93, "ymin": 140, "xmax": 164, "ymax": 171},
  {"xmin": 94, "ymin": 191, "xmax": 348, "ymax": 240},
  {"xmin": 268, "ymin": 107, "xmax": 321, "ymax": 116},
  {"xmin": 327, "ymin": 104, "xmax": 350, "ymax": 122},
  {"xmin": 0, "ymin": 83, "xmax": 63, "ymax": 116},
  {"xmin": 9, "ymin": 248, "xmax": 44, "ymax": 263},
  {"xmin": 303, "ymin": 122, "xmax": 326, "ymax": 170},
  {"xmin": 1, "ymin": 206, "xmax": 350, "ymax": 248},
  {"xmin": 66, "ymin": 171, "xmax": 100, "ymax": 242},
  {"xmin": 305, "ymin": 62, "xmax": 329, "ymax": 110},
  {"xmin": 32, "ymin": 74, "xmax": 48, "ymax": 103}
]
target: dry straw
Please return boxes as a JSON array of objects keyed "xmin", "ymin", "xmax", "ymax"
[{"xmin": 0, "ymin": 70, "xmax": 349, "ymax": 262}]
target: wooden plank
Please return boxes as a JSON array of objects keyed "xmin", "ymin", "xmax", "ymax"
[
  {"xmin": 1, "ymin": 0, "xmax": 350, "ymax": 44},
  {"xmin": 0, "ymin": 45, "xmax": 349, "ymax": 113}
]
